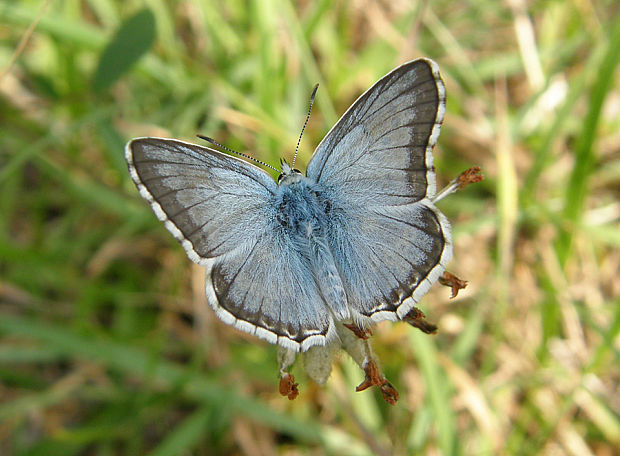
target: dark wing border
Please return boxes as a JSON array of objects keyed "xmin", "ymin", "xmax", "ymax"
[
  {"xmin": 369, "ymin": 200, "xmax": 453, "ymax": 323},
  {"xmin": 205, "ymin": 262, "xmax": 337, "ymax": 353}
]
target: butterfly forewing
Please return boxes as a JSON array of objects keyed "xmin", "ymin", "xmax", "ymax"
[
  {"xmin": 307, "ymin": 59, "xmax": 445, "ymax": 203},
  {"xmin": 126, "ymin": 138, "xmax": 334, "ymax": 351},
  {"xmin": 306, "ymin": 59, "xmax": 452, "ymax": 322}
]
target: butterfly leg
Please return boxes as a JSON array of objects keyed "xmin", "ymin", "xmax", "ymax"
[
  {"xmin": 343, "ymin": 323, "xmax": 373, "ymax": 339},
  {"xmin": 439, "ymin": 271, "xmax": 468, "ymax": 298},
  {"xmin": 277, "ymin": 347, "xmax": 299, "ymax": 400},
  {"xmin": 356, "ymin": 357, "xmax": 399, "ymax": 405},
  {"xmin": 432, "ymin": 166, "xmax": 484, "ymax": 203},
  {"xmin": 337, "ymin": 322, "xmax": 399, "ymax": 404},
  {"xmin": 402, "ymin": 307, "xmax": 438, "ymax": 334}
]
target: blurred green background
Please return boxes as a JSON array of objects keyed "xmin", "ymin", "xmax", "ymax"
[{"xmin": 1, "ymin": 0, "xmax": 619, "ymax": 454}]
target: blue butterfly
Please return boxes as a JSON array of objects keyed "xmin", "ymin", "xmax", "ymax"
[{"xmin": 126, "ymin": 58, "xmax": 452, "ymax": 354}]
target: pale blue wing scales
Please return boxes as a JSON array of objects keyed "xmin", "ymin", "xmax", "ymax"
[
  {"xmin": 307, "ymin": 58, "xmax": 445, "ymax": 204},
  {"xmin": 207, "ymin": 229, "xmax": 335, "ymax": 351},
  {"xmin": 126, "ymin": 137, "xmax": 276, "ymax": 263},
  {"xmin": 327, "ymin": 202, "xmax": 451, "ymax": 322},
  {"xmin": 126, "ymin": 138, "xmax": 334, "ymax": 351},
  {"xmin": 305, "ymin": 59, "xmax": 451, "ymax": 322}
]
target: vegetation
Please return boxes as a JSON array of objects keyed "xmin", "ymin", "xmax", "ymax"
[{"xmin": 1, "ymin": 0, "xmax": 618, "ymax": 454}]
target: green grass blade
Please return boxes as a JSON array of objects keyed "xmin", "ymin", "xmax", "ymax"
[
  {"xmin": 147, "ymin": 407, "xmax": 212, "ymax": 456},
  {"xmin": 556, "ymin": 19, "xmax": 620, "ymax": 265},
  {"xmin": 92, "ymin": 9, "xmax": 156, "ymax": 91},
  {"xmin": 409, "ymin": 331, "xmax": 458, "ymax": 456},
  {"xmin": 0, "ymin": 315, "xmax": 322, "ymax": 444}
]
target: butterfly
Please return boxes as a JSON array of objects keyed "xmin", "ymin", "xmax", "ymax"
[{"xmin": 126, "ymin": 58, "xmax": 452, "ymax": 354}]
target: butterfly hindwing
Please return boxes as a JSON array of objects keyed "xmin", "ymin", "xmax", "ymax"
[
  {"xmin": 126, "ymin": 138, "xmax": 334, "ymax": 351},
  {"xmin": 323, "ymin": 200, "xmax": 451, "ymax": 322},
  {"xmin": 306, "ymin": 59, "xmax": 452, "ymax": 322}
]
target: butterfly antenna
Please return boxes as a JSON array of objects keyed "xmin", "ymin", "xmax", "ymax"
[
  {"xmin": 292, "ymin": 83, "xmax": 319, "ymax": 168},
  {"xmin": 197, "ymin": 135, "xmax": 280, "ymax": 173}
]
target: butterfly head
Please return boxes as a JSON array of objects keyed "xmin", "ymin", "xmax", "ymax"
[{"xmin": 278, "ymin": 158, "xmax": 303, "ymax": 185}]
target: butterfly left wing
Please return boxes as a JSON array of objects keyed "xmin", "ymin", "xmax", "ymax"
[
  {"xmin": 306, "ymin": 59, "xmax": 452, "ymax": 323},
  {"xmin": 126, "ymin": 138, "xmax": 335, "ymax": 351}
]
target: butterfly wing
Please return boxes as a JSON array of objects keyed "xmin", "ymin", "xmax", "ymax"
[
  {"xmin": 126, "ymin": 138, "xmax": 334, "ymax": 351},
  {"xmin": 306, "ymin": 59, "xmax": 452, "ymax": 323}
]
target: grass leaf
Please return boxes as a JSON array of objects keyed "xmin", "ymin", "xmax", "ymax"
[{"xmin": 92, "ymin": 8, "xmax": 156, "ymax": 92}]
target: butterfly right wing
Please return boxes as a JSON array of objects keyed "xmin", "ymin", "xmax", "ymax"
[
  {"xmin": 305, "ymin": 59, "xmax": 451, "ymax": 324},
  {"xmin": 126, "ymin": 138, "xmax": 334, "ymax": 351}
]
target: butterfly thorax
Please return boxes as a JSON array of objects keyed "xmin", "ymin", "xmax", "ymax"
[{"xmin": 275, "ymin": 175, "xmax": 329, "ymax": 237}]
